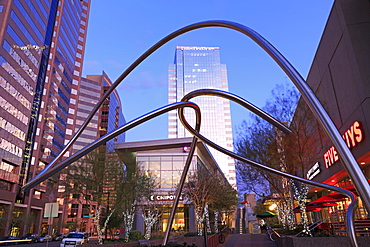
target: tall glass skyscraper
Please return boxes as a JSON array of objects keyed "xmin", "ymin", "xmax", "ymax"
[
  {"xmin": 0, "ymin": 0, "xmax": 91, "ymax": 236},
  {"xmin": 168, "ymin": 46, "xmax": 236, "ymax": 185}
]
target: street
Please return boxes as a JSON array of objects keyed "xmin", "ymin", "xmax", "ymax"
[{"xmin": 11, "ymin": 241, "xmax": 62, "ymax": 247}]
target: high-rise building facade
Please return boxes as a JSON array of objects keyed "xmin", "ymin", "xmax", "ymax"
[
  {"xmin": 58, "ymin": 71, "xmax": 125, "ymax": 234},
  {"xmin": 71, "ymin": 72, "xmax": 126, "ymax": 155},
  {"xmin": 0, "ymin": 0, "xmax": 91, "ymax": 236},
  {"xmin": 168, "ymin": 46, "xmax": 236, "ymax": 185}
]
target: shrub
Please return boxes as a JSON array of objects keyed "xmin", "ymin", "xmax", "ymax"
[
  {"xmin": 129, "ymin": 230, "xmax": 144, "ymax": 241},
  {"xmin": 184, "ymin": 232, "xmax": 199, "ymax": 237}
]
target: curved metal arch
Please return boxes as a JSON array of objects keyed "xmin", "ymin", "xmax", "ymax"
[
  {"xmin": 176, "ymin": 88, "xmax": 358, "ymax": 247},
  {"xmin": 22, "ymin": 101, "xmax": 201, "ymax": 190},
  {"xmin": 26, "ymin": 20, "xmax": 370, "ymax": 212},
  {"xmin": 21, "ymin": 20, "xmax": 368, "ymax": 246}
]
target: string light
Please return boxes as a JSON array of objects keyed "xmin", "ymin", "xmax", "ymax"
[
  {"xmin": 291, "ymin": 179, "xmax": 312, "ymax": 236},
  {"xmin": 142, "ymin": 209, "xmax": 161, "ymax": 240},
  {"xmin": 122, "ymin": 205, "xmax": 135, "ymax": 242}
]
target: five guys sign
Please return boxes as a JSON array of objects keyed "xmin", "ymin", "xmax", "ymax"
[{"xmin": 324, "ymin": 121, "xmax": 364, "ymax": 168}]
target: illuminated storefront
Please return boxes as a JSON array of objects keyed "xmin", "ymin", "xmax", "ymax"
[
  {"xmin": 115, "ymin": 137, "xmax": 233, "ymax": 234},
  {"xmin": 293, "ymin": 0, "xmax": 370, "ymax": 236}
]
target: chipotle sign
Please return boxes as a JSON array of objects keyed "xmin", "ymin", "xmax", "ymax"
[
  {"xmin": 149, "ymin": 194, "xmax": 184, "ymax": 201},
  {"xmin": 324, "ymin": 121, "xmax": 364, "ymax": 168}
]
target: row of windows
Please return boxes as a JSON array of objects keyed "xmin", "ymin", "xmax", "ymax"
[
  {"xmin": 23, "ymin": 0, "xmax": 47, "ymax": 29},
  {"xmin": 0, "ymin": 160, "xmax": 16, "ymax": 173},
  {"xmin": 58, "ymin": 88, "xmax": 70, "ymax": 105},
  {"xmin": 52, "ymin": 138, "xmax": 63, "ymax": 150},
  {"xmin": 56, "ymin": 113, "xmax": 66, "ymax": 128},
  {"xmin": 0, "ymin": 137, "xmax": 23, "ymax": 158},
  {"xmin": 79, "ymin": 87, "xmax": 100, "ymax": 97},
  {"xmin": 58, "ymin": 101, "xmax": 68, "ymax": 116},
  {"xmin": 39, "ymin": 0, "xmax": 50, "ymax": 19},
  {"xmin": 6, "ymin": 27, "xmax": 41, "ymax": 67},
  {"xmin": 57, "ymin": 28, "xmax": 76, "ymax": 67},
  {"xmin": 10, "ymin": 11, "xmax": 38, "ymax": 45},
  {"xmin": 0, "ymin": 56, "xmax": 34, "ymax": 95},
  {"xmin": 14, "ymin": 0, "xmax": 44, "ymax": 42},
  {"xmin": 60, "ymin": 17, "xmax": 78, "ymax": 54},
  {"xmin": 6, "ymin": 25, "xmax": 24, "ymax": 47},
  {"xmin": 0, "ymin": 117, "xmax": 26, "ymax": 141},
  {"xmin": 0, "ymin": 75, "xmax": 31, "ymax": 109},
  {"xmin": 0, "ymin": 95, "xmax": 29, "ymax": 125},
  {"xmin": 5, "ymin": 41, "xmax": 37, "ymax": 81},
  {"xmin": 64, "ymin": 1, "xmax": 82, "ymax": 36},
  {"xmin": 61, "ymin": 4, "xmax": 79, "ymax": 40}
]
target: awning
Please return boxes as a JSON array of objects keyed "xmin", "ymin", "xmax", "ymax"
[
  {"xmin": 294, "ymin": 201, "xmax": 338, "ymax": 213},
  {"xmin": 340, "ymin": 179, "xmax": 370, "ymax": 193},
  {"xmin": 256, "ymin": 211, "xmax": 276, "ymax": 218},
  {"xmin": 294, "ymin": 205, "xmax": 323, "ymax": 213},
  {"xmin": 308, "ymin": 192, "xmax": 347, "ymax": 205}
]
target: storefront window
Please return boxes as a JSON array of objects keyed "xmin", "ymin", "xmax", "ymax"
[
  {"xmin": 149, "ymin": 157, "xmax": 160, "ymax": 170},
  {"xmin": 159, "ymin": 205, "xmax": 188, "ymax": 232}
]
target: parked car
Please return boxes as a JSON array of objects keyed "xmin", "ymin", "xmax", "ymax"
[
  {"xmin": 39, "ymin": 234, "xmax": 52, "ymax": 242},
  {"xmin": 53, "ymin": 234, "xmax": 66, "ymax": 241},
  {"xmin": 0, "ymin": 236, "xmax": 21, "ymax": 245},
  {"xmin": 60, "ymin": 232, "xmax": 89, "ymax": 247},
  {"xmin": 20, "ymin": 233, "xmax": 40, "ymax": 243}
]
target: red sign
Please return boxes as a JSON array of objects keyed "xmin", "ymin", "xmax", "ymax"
[{"xmin": 324, "ymin": 121, "xmax": 364, "ymax": 168}]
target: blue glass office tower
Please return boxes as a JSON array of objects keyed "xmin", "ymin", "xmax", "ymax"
[
  {"xmin": 0, "ymin": 0, "xmax": 91, "ymax": 236},
  {"xmin": 168, "ymin": 46, "xmax": 236, "ymax": 185}
]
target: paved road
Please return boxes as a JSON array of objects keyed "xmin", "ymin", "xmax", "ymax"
[
  {"xmin": 6, "ymin": 241, "xmax": 62, "ymax": 247},
  {"xmin": 219, "ymin": 234, "xmax": 277, "ymax": 247}
]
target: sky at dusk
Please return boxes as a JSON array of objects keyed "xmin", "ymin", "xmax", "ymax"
[{"xmin": 82, "ymin": 1, "xmax": 335, "ymax": 143}]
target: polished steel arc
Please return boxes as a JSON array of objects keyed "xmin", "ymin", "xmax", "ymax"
[
  {"xmin": 163, "ymin": 89, "xmax": 292, "ymax": 245},
  {"xmin": 26, "ymin": 20, "xmax": 370, "ymax": 213},
  {"xmin": 21, "ymin": 20, "xmax": 367, "ymax": 247},
  {"xmin": 21, "ymin": 101, "xmax": 200, "ymax": 190},
  {"xmin": 178, "ymin": 88, "xmax": 292, "ymax": 135},
  {"xmin": 178, "ymin": 88, "xmax": 358, "ymax": 247}
]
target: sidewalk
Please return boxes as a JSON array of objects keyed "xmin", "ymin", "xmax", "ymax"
[{"xmin": 219, "ymin": 233, "xmax": 277, "ymax": 247}]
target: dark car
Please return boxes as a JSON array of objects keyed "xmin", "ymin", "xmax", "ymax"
[
  {"xmin": 20, "ymin": 233, "xmax": 40, "ymax": 243},
  {"xmin": 0, "ymin": 236, "xmax": 21, "ymax": 245}
]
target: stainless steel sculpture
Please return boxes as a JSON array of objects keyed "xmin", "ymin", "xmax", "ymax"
[{"xmin": 22, "ymin": 20, "xmax": 369, "ymax": 247}]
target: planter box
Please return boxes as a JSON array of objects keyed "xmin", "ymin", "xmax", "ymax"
[{"xmin": 274, "ymin": 235, "xmax": 370, "ymax": 247}]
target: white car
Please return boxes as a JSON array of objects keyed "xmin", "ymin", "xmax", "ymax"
[
  {"xmin": 60, "ymin": 232, "xmax": 89, "ymax": 247},
  {"xmin": 39, "ymin": 234, "xmax": 52, "ymax": 242}
]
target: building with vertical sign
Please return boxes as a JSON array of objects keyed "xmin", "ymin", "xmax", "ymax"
[{"xmin": 292, "ymin": 0, "xmax": 370, "ymax": 236}]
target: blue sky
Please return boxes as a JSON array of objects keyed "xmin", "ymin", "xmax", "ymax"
[{"xmin": 82, "ymin": 1, "xmax": 334, "ymax": 142}]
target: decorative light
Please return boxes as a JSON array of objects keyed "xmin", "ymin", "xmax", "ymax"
[
  {"xmin": 291, "ymin": 180, "xmax": 312, "ymax": 236},
  {"xmin": 269, "ymin": 203, "xmax": 277, "ymax": 211}
]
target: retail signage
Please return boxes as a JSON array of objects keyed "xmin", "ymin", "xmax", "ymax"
[
  {"xmin": 307, "ymin": 162, "xmax": 321, "ymax": 180},
  {"xmin": 149, "ymin": 194, "xmax": 184, "ymax": 201},
  {"xmin": 323, "ymin": 121, "xmax": 364, "ymax": 168}
]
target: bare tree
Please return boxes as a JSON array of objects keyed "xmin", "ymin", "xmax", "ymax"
[
  {"xmin": 61, "ymin": 149, "xmax": 156, "ymax": 244},
  {"xmin": 235, "ymin": 82, "xmax": 324, "ymax": 229}
]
